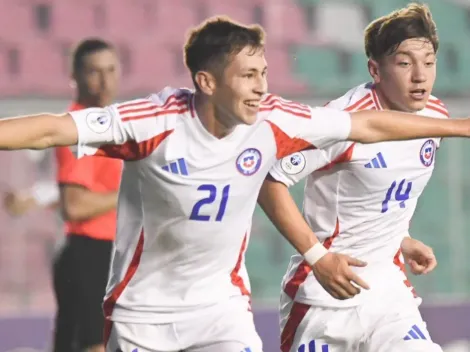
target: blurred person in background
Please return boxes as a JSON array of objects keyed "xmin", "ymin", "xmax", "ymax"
[
  {"xmin": 52, "ymin": 38, "xmax": 121, "ymax": 352},
  {"xmin": 260, "ymin": 3, "xmax": 446, "ymax": 352},
  {"xmin": 3, "ymin": 39, "xmax": 121, "ymax": 352}
]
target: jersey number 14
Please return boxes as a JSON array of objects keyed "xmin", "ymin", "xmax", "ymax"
[
  {"xmin": 190, "ymin": 184, "xmax": 230, "ymax": 221},
  {"xmin": 381, "ymin": 179, "xmax": 413, "ymax": 213}
]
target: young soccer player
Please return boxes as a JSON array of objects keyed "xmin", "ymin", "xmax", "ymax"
[{"xmin": 261, "ymin": 4, "xmax": 446, "ymax": 351}]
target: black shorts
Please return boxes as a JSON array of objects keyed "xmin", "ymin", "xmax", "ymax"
[{"xmin": 52, "ymin": 234, "xmax": 112, "ymax": 352}]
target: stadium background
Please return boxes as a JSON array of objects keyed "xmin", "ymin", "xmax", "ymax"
[{"xmin": 0, "ymin": 0, "xmax": 470, "ymax": 351}]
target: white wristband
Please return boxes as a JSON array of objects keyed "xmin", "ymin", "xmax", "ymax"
[{"xmin": 303, "ymin": 243, "xmax": 328, "ymax": 266}]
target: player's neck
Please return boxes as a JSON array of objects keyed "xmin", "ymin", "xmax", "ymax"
[
  {"xmin": 374, "ymin": 86, "xmax": 418, "ymax": 113},
  {"xmin": 373, "ymin": 85, "xmax": 393, "ymax": 111},
  {"xmin": 374, "ymin": 85, "xmax": 407, "ymax": 112},
  {"xmin": 194, "ymin": 93, "xmax": 237, "ymax": 139}
]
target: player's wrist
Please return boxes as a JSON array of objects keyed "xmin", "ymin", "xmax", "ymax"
[{"xmin": 303, "ymin": 243, "xmax": 328, "ymax": 266}]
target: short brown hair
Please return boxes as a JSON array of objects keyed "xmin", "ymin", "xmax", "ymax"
[
  {"xmin": 184, "ymin": 16, "xmax": 265, "ymax": 89},
  {"xmin": 71, "ymin": 38, "xmax": 114, "ymax": 74},
  {"xmin": 364, "ymin": 3, "xmax": 438, "ymax": 60}
]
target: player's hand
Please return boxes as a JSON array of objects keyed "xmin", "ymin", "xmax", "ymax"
[
  {"xmin": 311, "ymin": 252, "xmax": 370, "ymax": 300},
  {"xmin": 400, "ymin": 237, "xmax": 436, "ymax": 275},
  {"xmin": 3, "ymin": 191, "xmax": 35, "ymax": 216}
]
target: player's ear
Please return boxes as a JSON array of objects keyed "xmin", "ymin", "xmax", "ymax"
[
  {"xmin": 195, "ymin": 71, "xmax": 217, "ymax": 96},
  {"xmin": 368, "ymin": 59, "xmax": 381, "ymax": 84}
]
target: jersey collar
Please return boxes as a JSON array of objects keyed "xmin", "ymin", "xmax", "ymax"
[
  {"xmin": 369, "ymin": 84, "xmax": 383, "ymax": 111},
  {"xmin": 68, "ymin": 102, "xmax": 86, "ymax": 112}
]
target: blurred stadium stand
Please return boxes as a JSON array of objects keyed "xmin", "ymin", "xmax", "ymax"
[
  {"xmin": 0, "ymin": 0, "xmax": 469, "ymax": 97},
  {"xmin": 1, "ymin": 0, "xmax": 470, "ymax": 351}
]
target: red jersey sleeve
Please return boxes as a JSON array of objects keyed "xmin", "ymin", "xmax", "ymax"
[{"xmin": 56, "ymin": 146, "xmax": 95, "ymax": 189}]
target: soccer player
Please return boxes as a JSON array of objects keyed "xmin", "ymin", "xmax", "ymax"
[
  {"xmin": 52, "ymin": 38, "xmax": 121, "ymax": 352},
  {"xmin": 260, "ymin": 4, "xmax": 446, "ymax": 351},
  {"xmin": 0, "ymin": 16, "xmax": 467, "ymax": 352}
]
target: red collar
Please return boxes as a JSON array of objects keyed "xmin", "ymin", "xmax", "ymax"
[{"xmin": 68, "ymin": 102, "xmax": 86, "ymax": 112}]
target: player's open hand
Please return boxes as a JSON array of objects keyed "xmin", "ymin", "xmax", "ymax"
[
  {"xmin": 311, "ymin": 252, "xmax": 369, "ymax": 300},
  {"xmin": 401, "ymin": 237, "xmax": 436, "ymax": 275}
]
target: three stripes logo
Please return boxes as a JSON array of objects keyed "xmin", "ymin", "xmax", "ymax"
[
  {"xmin": 403, "ymin": 324, "xmax": 427, "ymax": 341},
  {"xmin": 298, "ymin": 340, "xmax": 329, "ymax": 352},
  {"xmin": 364, "ymin": 152, "xmax": 387, "ymax": 169},
  {"xmin": 162, "ymin": 158, "xmax": 188, "ymax": 175}
]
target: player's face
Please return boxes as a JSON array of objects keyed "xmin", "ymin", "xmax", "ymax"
[
  {"xmin": 370, "ymin": 38, "xmax": 436, "ymax": 112},
  {"xmin": 75, "ymin": 49, "xmax": 120, "ymax": 107},
  {"xmin": 215, "ymin": 46, "xmax": 268, "ymax": 125}
]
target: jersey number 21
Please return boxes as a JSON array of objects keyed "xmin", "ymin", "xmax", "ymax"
[{"xmin": 190, "ymin": 184, "xmax": 230, "ymax": 221}]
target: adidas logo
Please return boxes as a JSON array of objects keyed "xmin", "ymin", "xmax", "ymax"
[
  {"xmin": 364, "ymin": 152, "xmax": 387, "ymax": 168},
  {"xmin": 403, "ymin": 324, "xmax": 427, "ymax": 341},
  {"xmin": 162, "ymin": 158, "xmax": 188, "ymax": 175}
]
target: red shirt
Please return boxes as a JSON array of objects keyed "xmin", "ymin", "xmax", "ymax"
[{"xmin": 55, "ymin": 102, "xmax": 122, "ymax": 241}]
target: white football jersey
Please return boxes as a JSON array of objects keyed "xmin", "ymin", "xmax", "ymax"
[
  {"xmin": 269, "ymin": 83, "xmax": 449, "ymax": 308},
  {"xmin": 69, "ymin": 87, "xmax": 352, "ymax": 323}
]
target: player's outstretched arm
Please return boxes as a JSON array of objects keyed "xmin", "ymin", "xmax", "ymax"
[
  {"xmin": 349, "ymin": 110, "xmax": 469, "ymax": 143},
  {"xmin": 258, "ymin": 176, "xmax": 370, "ymax": 300},
  {"xmin": 0, "ymin": 113, "xmax": 78, "ymax": 150}
]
